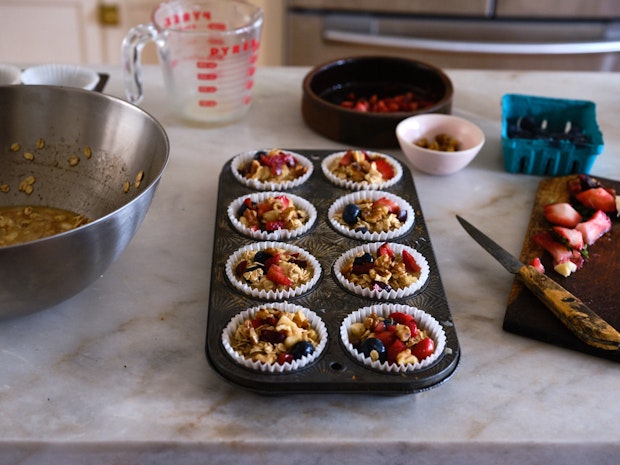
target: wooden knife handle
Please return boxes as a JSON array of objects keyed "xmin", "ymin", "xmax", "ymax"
[{"xmin": 518, "ymin": 265, "xmax": 620, "ymax": 350}]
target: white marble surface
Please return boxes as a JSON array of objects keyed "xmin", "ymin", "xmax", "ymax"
[{"xmin": 2, "ymin": 66, "xmax": 620, "ymax": 464}]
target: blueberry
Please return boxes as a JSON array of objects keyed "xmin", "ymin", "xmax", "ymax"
[
  {"xmin": 253, "ymin": 250, "xmax": 272, "ymax": 263},
  {"xmin": 289, "ymin": 340, "xmax": 315, "ymax": 360},
  {"xmin": 355, "ymin": 226, "xmax": 369, "ymax": 233},
  {"xmin": 396, "ymin": 210, "xmax": 408, "ymax": 223},
  {"xmin": 359, "ymin": 337, "xmax": 386, "ymax": 362},
  {"xmin": 342, "ymin": 203, "xmax": 362, "ymax": 226},
  {"xmin": 354, "ymin": 253, "xmax": 374, "ymax": 265},
  {"xmin": 253, "ymin": 150, "xmax": 267, "ymax": 160}
]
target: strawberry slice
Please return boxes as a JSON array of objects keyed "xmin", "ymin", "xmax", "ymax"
[
  {"xmin": 411, "ymin": 337, "xmax": 435, "ymax": 361},
  {"xmin": 266, "ymin": 264, "xmax": 293, "ymax": 286},
  {"xmin": 388, "ymin": 312, "xmax": 414, "ymax": 325},
  {"xmin": 373, "ymin": 157, "xmax": 395, "ymax": 180},
  {"xmin": 263, "ymin": 253, "xmax": 280, "ymax": 270},
  {"xmin": 575, "ymin": 210, "xmax": 612, "ymax": 245},
  {"xmin": 338, "ymin": 150, "xmax": 355, "ymax": 166},
  {"xmin": 551, "ymin": 226, "xmax": 584, "ymax": 251},
  {"xmin": 387, "ymin": 338, "xmax": 407, "ymax": 364},
  {"xmin": 273, "ymin": 195, "xmax": 291, "ymax": 209},
  {"xmin": 377, "ymin": 242, "xmax": 394, "ymax": 258},
  {"xmin": 373, "ymin": 197, "xmax": 400, "ymax": 214},
  {"xmin": 265, "ymin": 220, "xmax": 285, "ymax": 231},
  {"xmin": 402, "ymin": 249, "xmax": 421, "ymax": 273},
  {"xmin": 529, "ymin": 257, "xmax": 545, "ymax": 274},
  {"xmin": 532, "ymin": 231, "xmax": 584, "ymax": 269},
  {"xmin": 256, "ymin": 202, "xmax": 272, "ymax": 218},
  {"xmin": 543, "ymin": 202, "xmax": 583, "ymax": 228},
  {"xmin": 575, "ymin": 187, "xmax": 617, "ymax": 213}
]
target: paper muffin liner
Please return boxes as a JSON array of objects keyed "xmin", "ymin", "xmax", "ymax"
[
  {"xmin": 340, "ymin": 303, "xmax": 446, "ymax": 373},
  {"xmin": 227, "ymin": 191, "xmax": 318, "ymax": 241},
  {"xmin": 328, "ymin": 190, "xmax": 415, "ymax": 241},
  {"xmin": 231, "ymin": 149, "xmax": 314, "ymax": 191},
  {"xmin": 222, "ymin": 302, "xmax": 328, "ymax": 373},
  {"xmin": 333, "ymin": 242, "xmax": 429, "ymax": 300},
  {"xmin": 321, "ymin": 151, "xmax": 403, "ymax": 190},
  {"xmin": 226, "ymin": 241, "xmax": 322, "ymax": 300}
]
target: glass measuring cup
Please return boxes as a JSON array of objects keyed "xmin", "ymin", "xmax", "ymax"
[{"xmin": 122, "ymin": 0, "xmax": 263, "ymax": 124}]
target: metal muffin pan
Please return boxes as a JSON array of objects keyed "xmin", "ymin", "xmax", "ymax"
[{"xmin": 205, "ymin": 149, "xmax": 460, "ymax": 394}]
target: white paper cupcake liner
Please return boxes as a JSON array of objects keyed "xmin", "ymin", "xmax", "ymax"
[
  {"xmin": 321, "ymin": 151, "xmax": 403, "ymax": 191},
  {"xmin": 227, "ymin": 191, "xmax": 317, "ymax": 240},
  {"xmin": 328, "ymin": 190, "xmax": 415, "ymax": 241},
  {"xmin": 333, "ymin": 242, "xmax": 429, "ymax": 300},
  {"xmin": 222, "ymin": 302, "xmax": 328, "ymax": 373},
  {"xmin": 340, "ymin": 303, "xmax": 446, "ymax": 373},
  {"xmin": 231, "ymin": 150, "xmax": 314, "ymax": 191},
  {"xmin": 226, "ymin": 241, "xmax": 322, "ymax": 300}
]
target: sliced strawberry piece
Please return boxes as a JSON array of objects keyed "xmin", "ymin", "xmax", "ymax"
[
  {"xmin": 387, "ymin": 338, "xmax": 407, "ymax": 364},
  {"xmin": 388, "ymin": 312, "xmax": 414, "ymax": 325},
  {"xmin": 551, "ymin": 226, "xmax": 584, "ymax": 251},
  {"xmin": 273, "ymin": 195, "xmax": 291, "ymax": 209},
  {"xmin": 263, "ymin": 253, "xmax": 280, "ymax": 270},
  {"xmin": 402, "ymin": 249, "xmax": 421, "ymax": 273},
  {"xmin": 575, "ymin": 210, "xmax": 612, "ymax": 245},
  {"xmin": 266, "ymin": 264, "xmax": 293, "ymax": 286},
  {"xmin": 374, "ymin": 330, "xmax": 396, "ymax": 348},
  {"xmin": 532, "ymin": 231, "xmax": 584, "ymax": 269},
  {"xmin": 377, "ymin": 242, "xmax": 394, "ymax": 258},
  {"xmin": 411, "ymin": 337, "xmax": 435, "ymax": 361},
  {"xmin": 529, "ymin": 257, "xmax": 545, "ymax": 274},
  {"xmin": 373, "ymin": 157, "xmax": 395, "ymax": 180},
  {"xmin": 256, "ymin": 202, "xmax": 272, "ymax": 218},
  {"xmin": 575, "ymin": 187, "xmax": 617, "ymax": 213},
  {"xmin": 338, "ymin": 150, "xmax": 355, "ymax": 166},
  {"xmin": 543, "ymin": 202, "xmax": 583, "ymax": 228},
  {"xmin": 373, "ymin": 197, "xmax": 400, "ymax": 214},
  {"xmin": 265, "ymin": 220, "xmax": 285, "ymax": 232}
]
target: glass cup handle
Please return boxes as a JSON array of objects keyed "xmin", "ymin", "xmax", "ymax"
[{"xmin": 121, "ymin": 23, "xmax": 159, "ymax": 104}]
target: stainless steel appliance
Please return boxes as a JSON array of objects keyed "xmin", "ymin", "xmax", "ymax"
[{"xmin": 285, "ymin": 0, "xmax": 620, "ymax": 70}]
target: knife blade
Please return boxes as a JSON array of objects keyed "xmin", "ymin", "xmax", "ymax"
[{"xmin": 456, "ymin": 215, "xmax": 620, "ymax": 351}]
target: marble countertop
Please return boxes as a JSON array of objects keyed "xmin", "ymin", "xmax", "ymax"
[{"xmin": 2, "ymin": 66, "xmax": 620, "ymax": 464}]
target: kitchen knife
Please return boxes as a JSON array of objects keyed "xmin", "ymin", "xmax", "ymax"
[{"xmin": 456, "ymin": 215, "xmax": 620, "ymax": 351}]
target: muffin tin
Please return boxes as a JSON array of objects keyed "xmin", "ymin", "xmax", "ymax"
[{"xmin": 205, "ymin": 150, "xmax": 461, "ymax": 394}]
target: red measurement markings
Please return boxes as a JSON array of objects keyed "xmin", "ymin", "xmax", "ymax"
[
  {"xmin": 198, "ymin": 86, "xmax": 217, "ymax": 93},
  {"xmin": 199, "ymin": 100, "xmax": 217, "ymax": 107},
  {"xmin": 162, "ymin": 11, "xmax": 211, "ymax": 28}
]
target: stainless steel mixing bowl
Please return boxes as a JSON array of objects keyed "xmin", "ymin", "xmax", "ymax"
[{"xmin": 0, "ymin": 85, "xmax": 169, "ymax": 318}]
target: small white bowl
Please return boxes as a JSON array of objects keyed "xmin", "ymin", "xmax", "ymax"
[
  {"xmin": 396, "ymin": 114, "xmax": 485, "ymax": 175},
  {"xmin": 21, "ymin": 64, "xmax": 99, "ymax": 90},
  {"xmin": 0, "ymin": 64, "xmax": 21, "ymax": 85}
]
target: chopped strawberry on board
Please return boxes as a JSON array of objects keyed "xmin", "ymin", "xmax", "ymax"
[
  {"xmin": 575, "ymin": 187, "xmax": 617, "ymax": 213},
  {"xmin": 529, "ymin": 257, "xmax": 545, "ymax": 274},
  {"xmin": 575, "ymin": 210, "xmax": 612, "ymax": 245},
  {"xmin": 532, "ymin": 231, "xmax": 584, "ymax": 270},
  {"xmin": 551, "ymin": 226, "xmax": 585, "ymax": 251},
  {"xmin": 543, "ymin": 202, "xmax": 583, "ymax": 228}
]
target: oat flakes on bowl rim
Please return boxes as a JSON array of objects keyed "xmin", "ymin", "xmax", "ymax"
[
  {"xmin": 333, "ymin": 242, "xmax": 430, "ymax": 300},
  {"xmin": 340, "ymin": 303, "xmax": 446, "ymax": 373},
  {"xmin": 321, "ymin": 150, "xmax": 403, "ymax": 190},
  {"xmin": 222, "ymin": 301, "xmax": 328, "ymax": 373},
  {"xmin": 328, "ymin": 190, "xmax": 415, "ymax": 241},
  {"xmin": 225, "ymin": 241, "xmax": 322, "ymax": 300},
  {"xmin": 227, "ymin": 191, "xmax": 317, "ymax": 241},
  {"xmin": 231, "ymin": 149, "xmax": 314, "ymax": 191}
]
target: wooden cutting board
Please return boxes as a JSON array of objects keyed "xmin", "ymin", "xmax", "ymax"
[{"xmin": 504, "ymin": 175, "xmax": 620, "ymax": 361}]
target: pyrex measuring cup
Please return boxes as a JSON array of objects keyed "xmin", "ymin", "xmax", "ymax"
[{"xmin": 122, "ymin": 0, "xmax": 263, "ymax": 124}]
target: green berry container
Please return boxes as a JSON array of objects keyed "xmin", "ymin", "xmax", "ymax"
[{"xmin": 501, "ymin": 94, "xmax": 604, "ymax": 176}]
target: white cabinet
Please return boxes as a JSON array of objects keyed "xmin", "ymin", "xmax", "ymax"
[{"xmin": 0, "ymin": 0, "xmax": 284, "ymax": 66}]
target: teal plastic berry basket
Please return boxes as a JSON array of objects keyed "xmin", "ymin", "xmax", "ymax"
[{"xmin": 501, "ymin": 94, "xmax": 604, "ymax": 176}]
